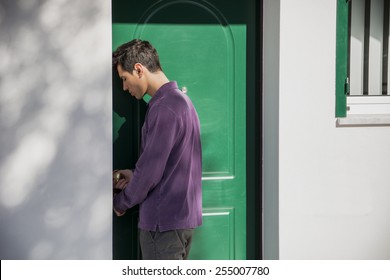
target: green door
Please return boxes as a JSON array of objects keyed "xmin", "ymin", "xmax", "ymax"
[{"xmin": 112, "ymin": 0, "xmax": 261, "ymax": 260}]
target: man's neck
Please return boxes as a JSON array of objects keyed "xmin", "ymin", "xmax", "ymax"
[{"xmin": 146, "ymin": 71, "xmax": 170, "ymax": 97}]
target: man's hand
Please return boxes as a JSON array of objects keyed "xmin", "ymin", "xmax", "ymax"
[
  {"xmin": 113, "ymin": 207, "xmax": 125, "ymax": 217},
  {"xmin": 112, "ymin": 169, "xmax": 133, "ymax": 216},
  {"xmin": 113, "ymin": 169, "xmax": 133, "ymax": 192}
]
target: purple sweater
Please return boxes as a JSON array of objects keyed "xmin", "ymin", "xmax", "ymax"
[{"xmin": 113, "ymin": 81, "xmax": 202, "ymax": 232}]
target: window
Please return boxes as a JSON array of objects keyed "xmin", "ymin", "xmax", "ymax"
[{"xmin": 336, "ymin": 0, "xmax": 390, "ymax": 125}]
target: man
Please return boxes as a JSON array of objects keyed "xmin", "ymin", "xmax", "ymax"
[{"xmin": 112, "ymin": 39, "xmax": 202, "ymax": 260}]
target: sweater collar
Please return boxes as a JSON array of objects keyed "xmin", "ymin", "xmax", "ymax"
[{"xmin": 148, "ymin": 81, "xmax": 178, "ymax": 106}]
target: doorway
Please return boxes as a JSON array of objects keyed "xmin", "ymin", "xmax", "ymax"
[{"xmin": 112, "ymin": 0, "xmax": 262, "ymax": 260}]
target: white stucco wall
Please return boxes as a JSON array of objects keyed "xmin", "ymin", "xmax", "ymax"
[
  {"xmin": 0, "ymin": 0, "xmax": 112, "ymax": 259},
  {"xmin": 264, "ymin": 0, "xmax": 390, "ymax": 259}
]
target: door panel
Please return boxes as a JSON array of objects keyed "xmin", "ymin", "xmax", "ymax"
[
  {"xmin": 112, "ymin": 0, "xmax": 257, "ymax": 260},
  {"xmin": 112, "ymin": 72, "xmax": 146, "ymax": 260}
]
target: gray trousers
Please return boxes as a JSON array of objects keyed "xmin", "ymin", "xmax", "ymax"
[{"xmin": 139, "ymin": 229, "xmax": 194, "ymax": 260}]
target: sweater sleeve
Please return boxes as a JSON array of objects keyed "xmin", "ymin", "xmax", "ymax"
[{"xmin": 113, "ymin": 105, "xmax": 181, "ymax": 213}]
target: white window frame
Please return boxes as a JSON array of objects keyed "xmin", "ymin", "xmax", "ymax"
[
  {"xmin": 337, "ymin": 0, "xmax": 390, "ymax": 126},
  {"xmin": 337, "ymin": 96, "xmax": 390, "ymax": 126}
]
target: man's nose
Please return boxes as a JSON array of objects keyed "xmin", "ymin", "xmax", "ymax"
[{"xmin": 122, "ymin": 81, "xmax": 128, "ymax": 91}]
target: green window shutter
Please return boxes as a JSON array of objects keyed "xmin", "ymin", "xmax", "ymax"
[{"xmin": 335, "ymin": 0, "xmax": 350, "ymax": 117}]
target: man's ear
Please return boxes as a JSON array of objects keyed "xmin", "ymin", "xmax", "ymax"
[{"xmin": 134, "ymin": 63, "xmax": 143, "ymax": 77}]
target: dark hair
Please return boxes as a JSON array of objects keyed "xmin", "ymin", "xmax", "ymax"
[{"xmin": 112, "ymin": 39, "xmax": 162, "ymax": 73}]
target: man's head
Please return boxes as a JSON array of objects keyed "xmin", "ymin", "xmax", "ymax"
[
  {"xmin": 112, "ymin": 39, "xmax": 162, "ymax": 73},
  {"xmin": 112, "ymin": 39, "xmax": 163, "ymax": 99}
]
